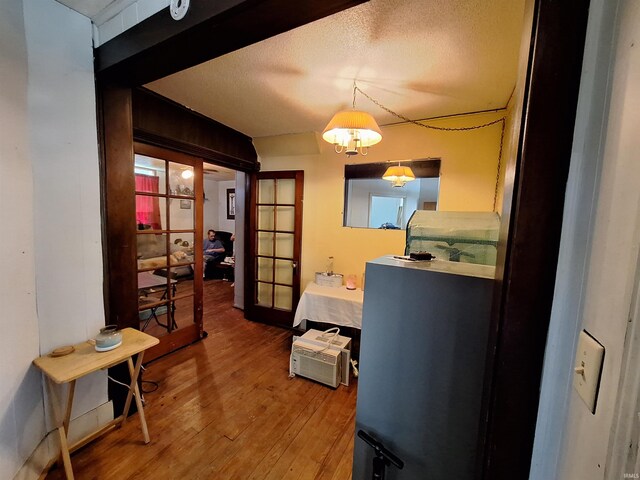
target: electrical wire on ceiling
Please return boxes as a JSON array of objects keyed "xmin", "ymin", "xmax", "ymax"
[{"xmin": 355, "ymin": 83, "xmax": 506, "ymax": 212}]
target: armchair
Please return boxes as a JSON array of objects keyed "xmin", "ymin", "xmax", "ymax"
[{"xmin": 204, "ymin": 230, "xmax": 234, "ymax": 280}]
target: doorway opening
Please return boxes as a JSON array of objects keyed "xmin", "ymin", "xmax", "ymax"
[{"xmin": 201, "ymin": 163, "xmax": 245, "ymax": 330}]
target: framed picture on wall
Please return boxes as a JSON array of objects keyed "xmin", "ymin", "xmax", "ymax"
[{"xmin": 227, "ymin": 189, "xmax": 236, "ymax": 219}]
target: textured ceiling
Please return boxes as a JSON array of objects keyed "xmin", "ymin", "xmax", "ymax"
[
  {"xmin": 55, "ymin": 0, "xmax": 526, "ymax": 140},
  {"xmin": 147, "ymin": 0, "xmax": 525, "ymax": 139}
]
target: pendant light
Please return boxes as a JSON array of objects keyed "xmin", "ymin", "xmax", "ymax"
[
  {"xmin": 322, "ymin": 82, "xmax": 382, "ymax": 156},
  {"xmin": 382, "ymin": 162, "xmax": 416, "ymax": 187}
]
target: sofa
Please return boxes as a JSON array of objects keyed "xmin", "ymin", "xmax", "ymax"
[{"xmin": 137, "ymin": 233, "xmax": 194, "ymax": 278}]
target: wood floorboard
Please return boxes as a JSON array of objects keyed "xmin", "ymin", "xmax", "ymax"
[
  {"xmin": 262, "ymin": 386, "xmax": 357, "ymax": 480},
  {"xmin": 320, "ymin": 428, "xmax": 355, "ymax": 480},
  {"xmin": 45, "ymin": 281, "xmax": 357, "ymax": 480}
]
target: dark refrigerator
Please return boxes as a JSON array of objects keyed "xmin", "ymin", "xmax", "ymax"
[{"xmin": 352, "ymin": 256, "xmax": 495, "ymax": 479}]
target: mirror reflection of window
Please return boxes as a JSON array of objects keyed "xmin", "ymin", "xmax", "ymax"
[{"xmin": 344, "ymin": 159, "xmax": 441, "ymax": 230}]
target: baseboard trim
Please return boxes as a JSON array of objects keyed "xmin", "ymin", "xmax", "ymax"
[{"xmin": 15, "ymin": 401, "xmax": 113, "ymax": 480}]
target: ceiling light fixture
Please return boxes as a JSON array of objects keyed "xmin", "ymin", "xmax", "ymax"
[
  {"xmin": 181, "ymin": 169, "xmax": 194, "ymax": 179},
  {"xmin": 322, "ymin": 81, "xmax": 382, "ymax": 156},
  {"xmin": 382, "ymin": 162, "xmax": 416, "ymax": 188}
]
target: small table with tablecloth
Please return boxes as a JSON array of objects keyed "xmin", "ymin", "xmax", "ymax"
[{"xmin": 293, "ymin": 281, "xmax": 364, "ymax": 329}]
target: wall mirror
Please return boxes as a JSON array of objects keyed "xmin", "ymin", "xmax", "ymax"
[{"xmin": 343, "ymin": 159, "xmax": 441, "ymax": 229}]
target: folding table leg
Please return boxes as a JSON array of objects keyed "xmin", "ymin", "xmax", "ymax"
[
  {"xmin": 56, "ymin": 426, "xmax": 74, "ymax": 480},
  {"xmin": 62, "ymin": 380, "xmax": 76, "ymax": 434},
  {"xmin": 46, "ymin": 377, "xmax": 76, "ymax": 480},
  {"xmin": 120, "ymin": 353, "xmax": 150, "ymax": 443}
]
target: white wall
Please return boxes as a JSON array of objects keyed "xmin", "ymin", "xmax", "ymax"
[
  {"xmin": 203, "ymin": 176, "xmax": 220, "ymax": 232},
  {"xmin": 419, "ymin": 178, "xmax": 440, "ymax": 209},
  {"xmin": 0, "ymin": 1, "xmax": 43, "ymax": 476},
  {"xmin": 531, "ymin": 0, "xmax": 640, "ymax": 478},
  {"xmin": 203, "ymin": 177, "xmax": 235, "ymax": 235},
  {"xmin": 26, "ymin": 0, "xmax": 107, "ymax": 411},
  {"xmin": 234, "ymin": 173, "xmax": 246, "ymax": 309},
  {"xmin": 0, "ymin": 1, "xmax": 107, "ymax": 477},
  {"xmin": 169, "ymin": 197, "xmax": 195, "ymax": 231},
  {"xmin": 217, "ymin": 180, "xmax": 236, "ymax": 234}
]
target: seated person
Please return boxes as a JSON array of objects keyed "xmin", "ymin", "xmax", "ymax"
[{"xmin": 203, "ymin": 229, "xmax": 226, "ymax": 268}]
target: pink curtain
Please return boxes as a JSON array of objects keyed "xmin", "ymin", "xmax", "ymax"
[{"xmin": 135, "ymin": 174, "xmax": 161, "ymax": 229}]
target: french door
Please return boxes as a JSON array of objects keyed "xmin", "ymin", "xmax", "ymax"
[
  {"xmin": 246, "ymin": 171, "xmax": 304, "ymax": 328},
  {"xmin": 134, "ymin": 143, "xmax": 203, "ymax": 361}
]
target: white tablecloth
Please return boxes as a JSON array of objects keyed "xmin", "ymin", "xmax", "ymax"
[{"xmin": 293, "ymin": 282, "xmax": 364, "ymax": 329}]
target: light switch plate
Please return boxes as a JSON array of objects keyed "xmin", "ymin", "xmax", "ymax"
[{"xmin": 573, "ymin": 330, "xmax": 605, "ymax": 413}]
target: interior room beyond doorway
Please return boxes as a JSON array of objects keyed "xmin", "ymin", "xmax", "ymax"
[{"xmin": 202, "ymin": 162, "xmax": 244, "ymax": 322}]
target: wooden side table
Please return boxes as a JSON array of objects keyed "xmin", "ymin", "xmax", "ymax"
[{"xmin": 33, "ymin": 328, "xmax": 159, "ymax": 480}]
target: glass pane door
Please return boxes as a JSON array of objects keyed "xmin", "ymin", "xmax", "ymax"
[
  {"xmin": 247, "ymin": 171, "xmax": 303, "ymax": 327},
  {"xmin": 134, "ymin": 144, "xmax": 203, "ymax": 360}
]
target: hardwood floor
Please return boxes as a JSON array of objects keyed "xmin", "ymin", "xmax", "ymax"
[{"xmin": 46, "ymin": 280, "xmax": 357, "ymax": 479}]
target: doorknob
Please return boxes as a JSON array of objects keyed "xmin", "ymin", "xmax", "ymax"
[{"xmin": 292, "ymin": 261, "xmax": 298, "ymax": 272}]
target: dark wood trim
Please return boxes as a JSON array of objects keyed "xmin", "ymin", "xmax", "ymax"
[
  {"xmin": 96, "ymin": 79, "xmax": 110, "ymax": 327},
  {"xmin": 293, "ymin": 171, "xmax": 304, "ymax": 308},
  {"xmin": 480, "ymin": 0, "xmax": 590, "ymax": 478},
  {"xmin": 344, "ymin": 159, "xmax": 441, "ymax": 180},
  {"xmin": 132, "ymin": 88, "xmax": 258, "ymax": 171},
  {"xmin": 100, "ymin": 83, "xmax": 138, "ymax": 330},
  {"xmin": 96, "ymin": 0, "xmax": 369, "ymax": 85},
  {"xmin": 244, "ymin": 171, "xmax": 253, "ymax": 315},
  {"xmin": 246, "ymin": 171, "xmax": 258, "ymax": 319}
]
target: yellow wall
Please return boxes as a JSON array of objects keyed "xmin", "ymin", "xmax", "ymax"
[{"xmin": 256, "ymin": 111, "xmax": 508, "ymax": 289}]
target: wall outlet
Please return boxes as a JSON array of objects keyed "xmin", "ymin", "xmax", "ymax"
[{"xmin": 573, "ymin": 330, "xmax": 605, "ymax": 413}]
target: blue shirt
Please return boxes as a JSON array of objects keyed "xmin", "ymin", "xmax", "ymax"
[{"xmin": 203, "ymin": 238, "xmax": 225, "ymax": 260}]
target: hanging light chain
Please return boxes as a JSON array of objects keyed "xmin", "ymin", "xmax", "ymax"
[
  {"xmin": 352, "ymin": 81, "xmax": 358, "ymax": 109},
  {"xmin": 355, "ymin": 85, "xmax": 505, "ymax": 131},
  {"xmin": 493, "ymin": 119, "xmax": 506, "ymax": 212},
  {"xmin": 353, "ymin": 83, "xmax": 506, "ymax": 213}
]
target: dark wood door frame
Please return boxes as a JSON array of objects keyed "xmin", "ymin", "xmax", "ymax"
[
  {"xmin": 99, "ymin": 83, "xmax": 137, "ymax": 330},
  {"xmin": 95, "ymin": 0, "xmax": 592, "ymax": 476},
  {"xmin": 478, "ymin": 1, "xmax": 590, "ymax": 478}
]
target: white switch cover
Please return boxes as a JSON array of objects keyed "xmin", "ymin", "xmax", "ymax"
[{"xmin": 573, "ymin": 330, "xmax": 605, "ymax": 413}]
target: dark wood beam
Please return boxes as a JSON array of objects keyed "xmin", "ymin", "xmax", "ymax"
[
  {"xmin": 132, "ymin": 88, "xmax": 258, "ymax": 171},
  {"xmin": 96, "ymin": 0, "xmax": 368, "ymax": 85},
  {"xmin": 344, "ymin": 159, "xmax": 441, "ymax": 180},
  {"xmin": 480, "ymin": 0, "xmax": 590, "ymax": 478},
  {"xmin": 99, "ymin": 83, "xmax": 138, "ymax": 330}
]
